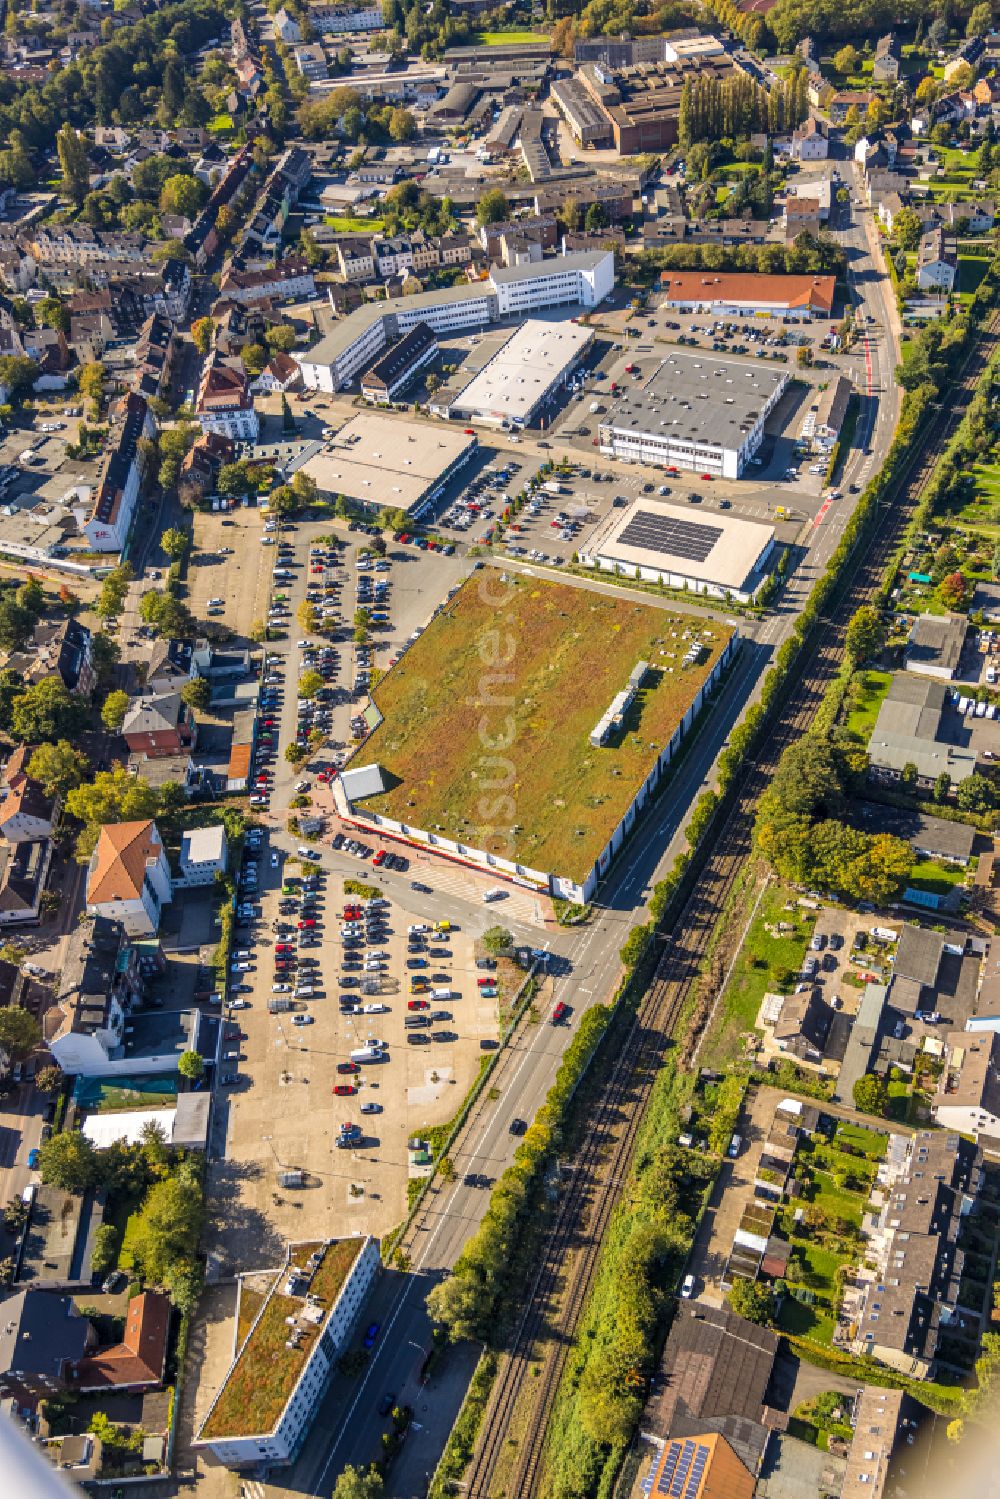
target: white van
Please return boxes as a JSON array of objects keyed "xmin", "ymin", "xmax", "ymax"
[
  {"xmin": 431, "ymin": 987, "xmax": 452, "ymax": 1001},
  {"xmin": 294, "ymin": 985, "xmax": 315, "ymax": 998},
  {"xmin": 680, "ymin": 1274, "xmax": 695, "ymax": 1299}
]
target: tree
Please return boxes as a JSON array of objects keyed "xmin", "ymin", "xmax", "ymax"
[
  {"xmin": 126, "ymin": 1174, "xmax": 204, "ymax": 1283},
  {"xmin": 57, "ymin": 124, "xmax": 90, "ymax": 206},
  {"xmin": 242, "ymin": 343, "xmax": 267, "ymax": 378},
  {"xmin": 844, "ymin": 604, "xmax": 886, "ymax": 664},
  {"xmin": 584, "ymin": 201, "xmax": 608, "ymax": 232},
  {"xmin": 11, "ymin": 678, "xmax": 88, "ymax": 744},
  {"xmin": 332, "ymin": 1465, "xmax": 384, "ymax": 1499},
  {"xmin": 833, "ymin": 44, "xmax": 859, "ymax": 74},
  {"xmin": 139, "ymin": 589, "xmax": 192, "ymax": 638},
  {"xmin": 181, "ymin": 677, "xmax": 211, "ymax": 711},
  {"xmin": 298, "ymin": 669, "xmax": 324, "ymax": 699},
  {"xmin": 286, "ymin": 742, "xmax": 308, "ymax": 765},
  {"xmin": 36, "ymin": 297, "xmax": 70, "ymax": 335},
  {"xmin": 159, "ymin": 172, "xmax": 206, "ymax": 219},
  {"xmin": 957, "ymin": 773, "xmax": 996, "ymax": 813},
  {"xmin": 191, "ymin": 317, "xmax": 214, "ymax": 356},
  {"xmin": 0, "ymin": 355, "xmax": 38, "ymax": 399},
  {"xmin": 727, "ymin": 1276, "xmax": 773, "ymax": 1324},
  {"xmin": 65, "ymin": 769, "xmax": 159, "ymax": 844},
  {"xmin": 36, "ymin": 1066, "xmax": 63, "ymax": 1094},
  {"xmin": 388, "ymin": 107, "xmax": 415, "ymax": 141},
  {"xmin": 852, "ymin": 1073, "xmax": 889, "ymax": 1117},
  {"xmin": 476, "ymin": 188, "xmax": 509, "ymax": 228},
  {"xmin": 892, "ymin": 207, "xmax": 924, "ymax": 253},
  {"xmin": 937, "ymin": 571, "xmax": 967, "ymax": 611},
  {"xmin": 946, "ymin": 1417, "xmax": 966, "ymax": 1443},
  {"xmin": 101, "ymin": 689, "xmax": 130, "ymax": 732},
  {"xmin": 482, "ymin": 925, "xmax": 512, "ymax": 956},
  {"xmin": 0, "ymin": 1007, "xmax": 40, "ymax": 1060},
  {"xmin": 297, "ymin": 600, "xmax": 318, "ymax": 634},
  {"xmin": 38, "ymin": 1130, "xmax": 99, "ymax": 1193},
  {"xmin": 96, "ymin": 564, "xmax": 133, "ymax": 621},
  {"xmin": 933, "ymin": 772, "xmax": 952, "ymax": 804},
  {"xmin": 178, "ymin": 1050, "xmax": 204, "ymax": 1082},
  {"xmin": 90, "ymin": 1223, "xmax": 121, "ymax": 1279},
  {"xmin": 0, "ymin": 595, "xmax": 34, "ymax": 651},
  {"xmin": 79, "ymin": 362, "xmax": 106, "ymax": 419},
  {"xmin": 160, "ymin": 526, "xmax": 189, "ymax": 562}
]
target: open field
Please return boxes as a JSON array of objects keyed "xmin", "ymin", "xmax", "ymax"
[
  {"xmin": 356, "ymin": 574, "xmax": 732, "ymax": 882},
  {"xmin": 324, "ymin": 215, "xmax": 385, "ymax": 233},
  {"xmin": 474, "ymin": 29, "xmax": 543, "ymax": 43}
]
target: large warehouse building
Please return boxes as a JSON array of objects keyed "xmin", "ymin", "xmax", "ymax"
[
  {"xmin": 658, "ymin": 271, "xmax": 836, "ymax": 320},
  {"xmin": 436, "ymin": 319, "xmax": 593, "ymax": 428},
  {"xmin": 298, "ymin": 413, "xmax": 477, "ymax": 516},
  {"xmin": 598, "ymin": 349, "xmax": 788, "ymax": 479},
  {"xmin": 581, "ymin": 498, "xmax": 776, "ymax": 603},
  {"xmin": 297, "ymin": 250, "xmax": 614, "ymax": 393}
]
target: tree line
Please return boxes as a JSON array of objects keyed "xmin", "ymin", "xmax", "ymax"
[{"xmin": 678, "ymin": 70, "xmax": 806, "ymax": 150}]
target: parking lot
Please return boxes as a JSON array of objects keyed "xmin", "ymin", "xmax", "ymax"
[
  {"xmin": 209, "ymin": 844, "xmax": 501, "ymax": 1255},
  {"xmin": 188, "ymin": 503, "xmax": 280, "ymax": 645}
]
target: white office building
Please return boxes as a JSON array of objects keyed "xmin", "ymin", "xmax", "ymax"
[{"xmin": 297, "ymin": 251, "xmax": 614, "ymax": 394}]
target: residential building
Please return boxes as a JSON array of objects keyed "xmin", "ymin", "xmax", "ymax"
[
  {"xmin": 944, "ymin": 33, "xmax": 985, "ymax": 82},
  {"xmin": 180, "ymin": 431, "xmax": 235, "ymax": 495},
  {"xmin": 178, "ymin": 824, "xmax": 228, "ymax": 886},
  {"xmin": 197, "ymin": 1237, "xmax": 380, "ymax": 1468},
  {"xmin": 772, "ymin": 988, "xmax": 834, "ymax": 1066},
  {"xmin": 851, "ymin": 1129, "xmax": 984, "ymax": 1377},
  {"xmin": 360, "ymin": 322, "xmax": 438, "ymax": 405},
  {"xmin": 371, "ymin": 235, "xmax": 416, "ymax": 278},
  {"xmin": 0, "ymin": 838, "xmax": 52, "ymax": 928},
  {"xmin": 810, "ymin": 374, "xmax": 853, "ymax": 453},
  {"xmin": 0, "ymin": 1293, "xmax": 93, "ymax": 1405},
  {"xmin": 905, "ymin": 613, "xmax": 968, "ymax": 680},
  {"xmin": 73, "ymin": 1292, "xmax": 171, "ymax": 1393},
  {"xmin": 252, "ymin": 352, "xmax": 299, "ymax": 394},
  {"xmin": 84, "ymin": 392, "xmax": 155, "ymax": 553},
  {"xmin": 132, "ymin": 312, "xmax": 177, "ymax": 402},
  {"xmin": 121, "ymin": 691, "xmax": 196, "ymax": 759},
  {"xmin": 336, "ymin": 241, "xmax": 375, "ymax": 282},
  {"xmin": 933, "ymin": 1030, "xmax": 1000, "ymax": 1142},
  {"xmin": 916, "ymin": 227, "xmax": 958, "ymax": 293},
  {"xmin": 0, "ymin": 746, "xmax": 55, "ymax": 844},
  {"xmin": 293, "ymin": 42, "xmax": 327, "ymax": 79},
  {"xmin": 873, "ymin": 32, "xmax": 901, "ymax": 82},
  {"xmin": 195, "ymin": 355, "xmax": 259, "ymax": 443},
  {"xmin": 85, "ymin": 820, "xmax": 172, "ymax": 936},
  {"xmin": 646, "ymin": 1434, "xmax": 755, "ymax": 1499},
  {"xmin": 791, "ymin": 115, "xmax": 828, "ymax": 160},
  {"xmin": 273, "ymin": 6, "xmax": 302, "ymax": 41},
  {"xmin": 307, "ymin": 2, "xmax": 383, "ymax": 32},
  {"xmin": 218, "ymin": 257, "xmax": 316, "ymax": 305},
  {"xmin": 4, "ymin": 618, "xmax": 96, "ymax": 697},
  {"xmin": 841, "ymin": 1388, "xmax": 925, "ymax": 1499},
  {"xmin": 867, "ymin": 673, "xmax": 979, "ymax": 788}
]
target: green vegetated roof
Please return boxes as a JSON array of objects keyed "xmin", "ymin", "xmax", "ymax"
[
  {"xmin": 356, "ymin": 575, "xmax": 733, "ymax": 882},
  {"xmin": 201, "ymin": 1239, "xmax": 362, "ymax": 1440}
]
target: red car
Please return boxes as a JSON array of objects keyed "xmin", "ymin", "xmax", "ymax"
[
  {"xmin": 337, "ymin": 1061, "xmax": 360, "ymax": 1074},
  {"xmin": 298, "ymin": 918, "xmax": 316, "ymax": 928},
  {"xmin": 275, "ymin": 942, "xmax": 293, "ymax": 952},
  {"xmin": 700, "ymin": 473, "xmax": 713, "ymax": 481},
  {"xmin": 463, "ymin": 427, "xmax": 475, "ymax": 434},
  {"xmin": 318, "ymin": 770, "xmax": 333, "ymax": 783},
  {"xmin": 552, "ymin": 1001, "xmax": 570, "ymax": 1025},
  {"xmin": 477, "ymin": 978, "xmax": 494, "ymax": 988},
  {"xmin": 333, "ymin": 1083, "xmax": 356, "ymax": 1096},
  {"xmin": 407, "ymin": 999, "xmax": 428, "ymax": 1011},
  {"xmin": 343, "ymin": 907, "xmax": 361, "ymax": 920},
  {"xmin": 373, "ymin": 850, "xmax": 386, "ymax": 867}
]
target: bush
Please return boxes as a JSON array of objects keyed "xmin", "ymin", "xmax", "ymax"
[{"xmin": 90, "ymin": 1223, "xmax": 121, "ymax": 1279}]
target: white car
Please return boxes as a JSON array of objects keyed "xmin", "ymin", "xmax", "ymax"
[
  {"xmin": 297, "ymin": 640, "xmax": 314, "ymax": 648},
  {"xmin": 271, "ymin": 852, "xmax": 279, "ymax": 867},
  {"xmin": 231, "ymin": 962, "xmax": 250, "ymax": 973},
  {"xmin": 360, "ymin": 1101, "xmax": 382, "ymax": 1114},
  {"xmin": 362, "ymin": 1003, "xmax": 388, "ymax": 1013},
  {"xmin": 292, "ymin": 1015, "xmax": 314, "ymax": 1026},
  {"xmin": 272, "ymin": 983, "xmax": 291, "ymax": 993},
  {"xmin": 407, "ymin": 923, "xmax": 428, "ymax": 934},
  {"xmin": 228, "ymin": 999, "xmax": 249, "ymax": 1011},
  {"xmin": 262, "ymin": 536, "xmax": 276, "ymax": 545}
]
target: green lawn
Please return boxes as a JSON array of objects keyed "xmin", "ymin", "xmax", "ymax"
[
  {"xmin": 907, "ymin": 856, "xmax": 967, "ymax": 899},
  {"xmin": 843, "ymin": 669, "xmax": 892, "ymax": 741},
  {"xmin": 807, "ymin": 1169, "xmax": 865, "ymax": 1228},
  {"xmin": 324, "ymin": 215, "xmax": 385, "ymax": 233},
  {"xmin": 959, "ymin": 253, "xmax": 993, "ymax": 306},
  {"xmin": 834, "ymin": 1122, "xmax": 887, "ymax": 1160},
  {"xmin": 475, "ymin": 29, "xmax": 544, "ymax": 43},
  {"xmin": 207, "ymin": 112, "xmax": 233, "ymax": 133}
]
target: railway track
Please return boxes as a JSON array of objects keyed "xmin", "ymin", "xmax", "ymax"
[{"xmin": 460, "ymin": 313, "xmax": 1000, "ymax": 1499}]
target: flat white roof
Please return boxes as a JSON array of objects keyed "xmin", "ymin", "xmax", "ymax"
[
  {"xmin": 299, "ymin": 413, "xmax": 476, "ymax": 512},
  {"xmin": 180, "ymin": 824, "xmax": 227, "ymax": 864},
  {"xmin": 448, "ymin": 319, "xmax": 593, "ymax": 423},
  {"xmin": 83, "ymin": 1108, "xmax": 176, "ymax": 1148},
  {"xmin": 592, "ymin": 498, "xmax": 774, "ymax": 591}
]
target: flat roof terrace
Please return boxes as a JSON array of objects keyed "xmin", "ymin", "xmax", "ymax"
[{"xmin": 354, "ymin": 574, "xmax": 733, "ymax": 882}]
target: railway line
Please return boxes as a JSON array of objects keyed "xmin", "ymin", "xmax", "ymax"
[{"xmin": 461, "ymin": 312, "xmax": 1000, "ymax": 1499}]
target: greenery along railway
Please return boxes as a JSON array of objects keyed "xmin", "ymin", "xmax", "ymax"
[{"xmin": 458, "ymin": 311, "xmax": 1000, "ymax": 1499}]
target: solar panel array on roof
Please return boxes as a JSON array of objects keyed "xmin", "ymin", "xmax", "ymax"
[
  {"xmin": 656, "ymin": 1438, "xmax": 710, "ymax": 1499},
  {"xmin": 617, "ymin": 509, "xmax": 723, "ymax": 563}
]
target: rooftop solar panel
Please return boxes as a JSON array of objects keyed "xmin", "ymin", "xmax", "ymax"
[{"xmin": 617, "ymin": 509, "xmax": 723, "ymax": 563}]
